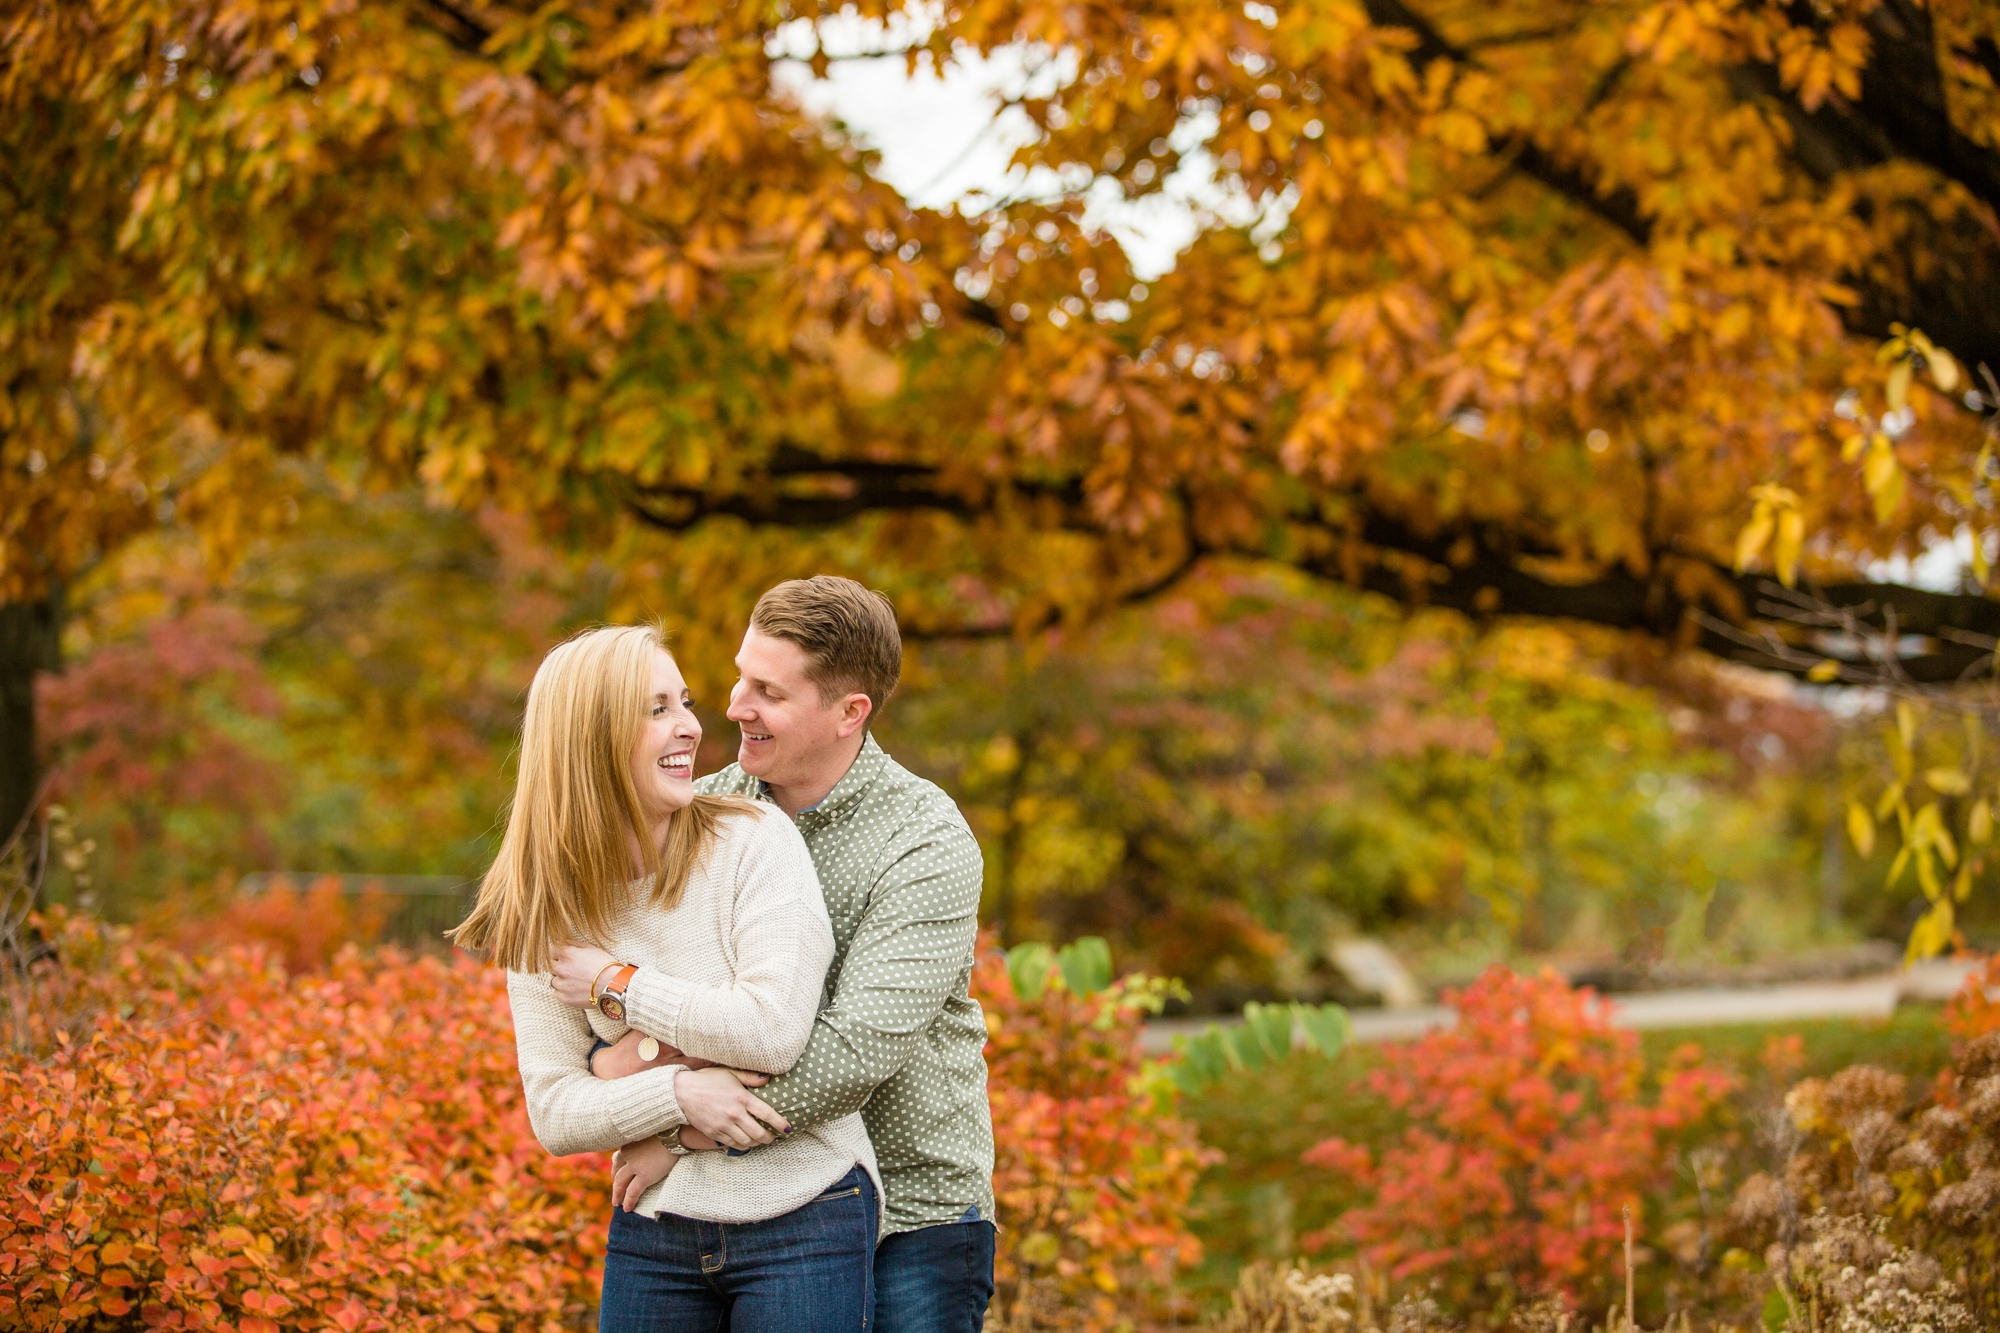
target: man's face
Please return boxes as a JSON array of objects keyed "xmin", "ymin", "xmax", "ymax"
[{"xmin": 727, "ymin": 627, "xmax": 866, "ymax": 788}]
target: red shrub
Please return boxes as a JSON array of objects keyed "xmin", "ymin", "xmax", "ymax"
[
  {"xmin": 0, "ymin": 911, "xmax": 605, "ymax": 1333},
  {"xmin": 168, "ymin": 877, "xmax": 393, "ymax": 975},
  {"xmin": 36, "ymin": 605, "xmax": 281, "ymax": 877},
  {"xmin": 1, "ymin": 915, "xmax": 1216, "ymax": 1333},
  {"xmin": 972, "ymin": 938, "xmax": 1218, "ymax": 1330},
  {"xmin": 1300, "ymin": 967, "xmax": 1736, "ymax": 1308},
  {"xmin": 1944, "ymin": 953, "xmax": 2000, "ymax": 1041}
]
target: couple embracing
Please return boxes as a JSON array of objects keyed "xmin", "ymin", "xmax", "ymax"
[{"xmin": 453, "ymin": 577, "xmax": 995, "ymax": 1333}]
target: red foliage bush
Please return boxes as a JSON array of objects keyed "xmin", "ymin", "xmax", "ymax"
[
  {"xmin": 0, "ymin": 914, "xmax": 1214, "ymax": 1332},
  {"xmin": 1299, "ymin": 967, "xmax": 1736, "ymax": 1308},
  {"xmin": 0, "ymin": 912, "xmax": 605, "ymax": 1333},
  {"xmin": 163, "ymin": 877, "xmax": 393, "ymax": 976},
  {"xmin": 974, "ymin": 938, "xmax": 1218, "ymax": 1330},
  {"xmin": 1944, "ymin": 952, "xmax": 2000, "ymax": 1041},
  {"xmin": 36, "ymin": 605, "xmax": 281, "ymax": 874}
]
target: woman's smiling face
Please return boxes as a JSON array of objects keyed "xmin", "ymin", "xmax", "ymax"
[{"xmin": 631, "ymin": 648, "xmax": 700, "ymax": 822}]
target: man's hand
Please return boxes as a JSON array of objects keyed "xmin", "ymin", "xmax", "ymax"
[
  {"xmin": 611, "ymin": 1136, "xmax": 677, "ymax": 1212},
  {"xmin": 674, "ymin": 1066, "xmax": 785, "ymax": 1150},
  {"xmin": 551, "ymin": 944, "xmax": 620, "ymax": 1007}
]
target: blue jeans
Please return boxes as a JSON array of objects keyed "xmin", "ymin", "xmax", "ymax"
[
  {"xmin": 873, "ymin": 1213, "xmax": 996, "ymax": 1333},
  {"xmin": 599, "ymin": 1166, "xmax": 878, "ymax": 1333}
]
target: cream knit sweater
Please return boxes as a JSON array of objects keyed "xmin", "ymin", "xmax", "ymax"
[{"xmin": 506, "ymin": 805, "xmax": 878, "ymax": 1223}]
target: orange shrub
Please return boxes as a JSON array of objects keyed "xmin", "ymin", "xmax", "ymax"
[
  {"xmin": 971, "ymin": 939, "xmax": 1218, "ymax": 1330},
  {"xmin": 0, "ymin": 911, "xmax": 605, "ymax": 1333},
  {"xmin": 1300, "ymin": 967, "xmax": 1736, "ymax": 1310},
  {"xmin": 2, "ymin": 914, "xmax": 1217, "ymax": 1333},
  {"xmin": 158, "ymin": 877, "xmax": 393, "ymax": 975},
  {"xmin": 1944, "ymin": 952, "xmax": 2000, "ymax": 1041}
]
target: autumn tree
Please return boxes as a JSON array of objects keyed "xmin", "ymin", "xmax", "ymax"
[
  {"xmin": 6, "ymin": 0, "xmax": 1999, "ymax": 841},
  {"xmin": 887, "ymin": 567, "xmax": 1828, "ymax": 989}
]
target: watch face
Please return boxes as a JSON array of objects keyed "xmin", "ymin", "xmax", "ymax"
[{"xmin": 600, "ymin": 994, "xmax": 627, "ymax": 1022}]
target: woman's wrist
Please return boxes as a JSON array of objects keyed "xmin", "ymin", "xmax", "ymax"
[
  {"xmin": 588, "ymin": 961, "xmax": 625, "ymax": 1002},
  {"xmin": 592, "ymin": 963, "xmax": 640, "ymax": 1020}
]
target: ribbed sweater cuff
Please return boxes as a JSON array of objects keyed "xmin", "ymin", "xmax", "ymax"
[
  {"xmin": 606, "ymin": 1064, "xmax": 688, "ymax": 1143},
  {"xmin": 623, "ymin": 966, "xmax": 692, "ymax": 1053}
]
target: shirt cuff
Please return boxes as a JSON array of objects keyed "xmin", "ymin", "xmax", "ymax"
[
  {"xmin": 622, "ymin": 966, "xmax": 693, "ymax": 1053},
  {"xmin": 605, "ymin": 1064, "xmax": 689, "ymax": 1143}
]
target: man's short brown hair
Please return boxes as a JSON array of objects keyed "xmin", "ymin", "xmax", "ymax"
[{"xmin": 750, "ymin": 576, "xmax": 902, "ymax": 715}]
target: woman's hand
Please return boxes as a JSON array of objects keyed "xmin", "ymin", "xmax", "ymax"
[
  {"xmin": 551, "ymin": 944, "xmax": 621, "ymax": 1007},
  {"xmin": 611, "ymin": 1137, "xmax": 677, "ymax": 1212}
]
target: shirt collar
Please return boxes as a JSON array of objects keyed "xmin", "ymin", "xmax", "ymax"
[{"xmin": 760, "ymin": 734, "xmax": 886, "ymax": 819}]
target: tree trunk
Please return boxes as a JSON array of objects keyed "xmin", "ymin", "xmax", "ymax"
[{"xmin": 0, "ymin": 591, "xmax": 62, "ymax": 843}]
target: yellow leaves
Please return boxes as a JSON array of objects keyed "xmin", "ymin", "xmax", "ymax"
[
  {"xmin": 1876, "ymin": 326, "xmax": 1962, "ymax": 401},
  {"xmin": 1777, "ymin": 20, "xmax": 1869, "ymax": 111},
  {"xmin": 1807, "ymin": 659, "xmax": 1842, "ymax": 682},
  {"xmin": 1907, "ymin": 898, "xmax": 1954, "ymax": 963},
  {"xmin": 1910, "ymin": 801, "xmax": 1957, "ymax": 870},
  {"xmin": 1845, "ymin": 800, "xmax": 1875, "ymax": 858},
  {"xmin": 1860, "ymin": 434, "xmax": 1904, "ymax": 523},
  {"xmin": 1970, "ymin": 798, "xmax": 1992, "ymax": 845},
  {"xmin": 1734, "ymin": 484, "xmax": 1802, "ymax": 586},
  {"xmin": 1928, "ymin": 346, "xmax": 1961, "ymax": 394},
  {"xmin": 1712, "ymin": 303, "xmax": 1751, "ymax": 345},
  {"xmin": 1775, "ymin": 507, "xmax": 1805, "ymax": 588},
  {"xmin": 1923, "ymin": 766, "xmax": 1971, "ymax": 796},
  {"xmin": 1733, "ymin": 507, "xmax": 1774, "ymax": 575},
  {"xmin": 1885, "ymin": 358, "xmax": 1912, "ymax": 411}
]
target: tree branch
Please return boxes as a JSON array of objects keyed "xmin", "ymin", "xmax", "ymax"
[
  {"xmin": 1357, "ymin": 0, "xmax": 1651, "ymax": 245},
  {"xmin": 621, "ymin": 449, "xmax": 2000, "ymax": 681}
]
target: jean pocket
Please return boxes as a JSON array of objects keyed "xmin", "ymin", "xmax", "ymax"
[{"xmin": 809, "ymin": 1167, "xmax": 865, "ymax": 1203}]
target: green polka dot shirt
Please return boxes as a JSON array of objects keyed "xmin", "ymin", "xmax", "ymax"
[{"xmin": 696, "ymin": 734, "xmax": 995, "ymax": 1234}]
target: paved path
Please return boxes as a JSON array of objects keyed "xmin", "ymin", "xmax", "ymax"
[{"xmin": 1138, "ymin": 959, "xmax": 1980, "ymax": 1054}]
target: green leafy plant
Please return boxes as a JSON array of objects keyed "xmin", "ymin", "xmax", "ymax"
[{"xmin": 1169, "ymin": 1001, "xmax": 1351, "ymax": 1095}]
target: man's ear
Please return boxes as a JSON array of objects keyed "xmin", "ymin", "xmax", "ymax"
[{"xmin": 834, "ymin": 692, "xmax": 874, "ymax": 740}]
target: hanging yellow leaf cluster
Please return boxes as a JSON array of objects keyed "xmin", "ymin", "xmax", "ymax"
[{"xmin": 1845, "ymin": 703, "xmax": 1997, "ymax": 961}]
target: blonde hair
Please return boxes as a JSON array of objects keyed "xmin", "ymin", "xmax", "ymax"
[{"xmin": 450, "ymin": 624, "xmax": 752, "ymax": 972}]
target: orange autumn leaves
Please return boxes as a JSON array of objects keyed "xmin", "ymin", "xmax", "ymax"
[
  {"xmin": 6, "ymin": 0, "xmax": 1993, "ymax": 634},
  {"xmin": 1301, "ymin": 967, "xmax": 1737, "ymax": 1308},
  {"xmin": 0, "ymin": 913, "xmax": 608, "ymax": 1333},
  {"xmin": 0, "ymin": 912, "xmax": 1211, "ymax": 1333}
]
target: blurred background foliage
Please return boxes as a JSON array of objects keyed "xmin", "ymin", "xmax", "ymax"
[{"xmin": 37, "ymin": 461, "xmax": 1960, "ymax": 1004}]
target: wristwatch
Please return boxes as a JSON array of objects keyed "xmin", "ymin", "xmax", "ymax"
[
  {"xmin": 591, "ymin": 963, "xmax": 638, "ymax": 1021},
  {"xmin": 660, "ymin": 1125, "xmax": 691, "ymax": 1157}
]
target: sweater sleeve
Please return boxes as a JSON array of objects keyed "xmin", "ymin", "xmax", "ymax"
[
  {"xmin": 753, "ymin": 811, "xmax": 983, "ymax": 1129},
  {"xmin": 506, "ymin": 969, "xmax": 689, "ymax": 1155},
  {"xmin": 618, "ymin": 810, "xmax": 835, "ymax": 1075}
]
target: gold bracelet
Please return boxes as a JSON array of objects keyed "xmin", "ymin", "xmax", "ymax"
[{"xmin": 588, "ymin": 961, "xmax": 624, "ymax": 1001}]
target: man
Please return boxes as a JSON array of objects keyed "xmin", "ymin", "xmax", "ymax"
[{"xmin": 592, "ymin": 576, "xmax": 995, "ymax": 1333}]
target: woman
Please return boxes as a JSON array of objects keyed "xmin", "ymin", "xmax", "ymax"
[{"xmin": 451, "ymin": 625, "xmax": 877, "ymax": 1333}]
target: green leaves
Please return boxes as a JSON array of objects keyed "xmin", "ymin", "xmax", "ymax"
[
  {"xmin": 1004, "ymin": 936, "xmax": 1113, "ymax": 1002},
  {"xmin": 1168, "ymin": 1001, "xmax": 1351, "ymax": 1095},
  {"xmin": 1297, "ymin": 1001, "xmax": 1352, "ymax": 1057},
  {"xmin": 1005, "ymin": 942, "xmax": 1056, "ymax": 1002},
  {"xmin": 1057, "ymin": 936, "xmax": 1113, "ymax": 998}
]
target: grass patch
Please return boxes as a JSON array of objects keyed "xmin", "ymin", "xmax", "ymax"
[{"xmin": 1175, "ymin": 1005, "xmax": 1954, "ymax": 1310}]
